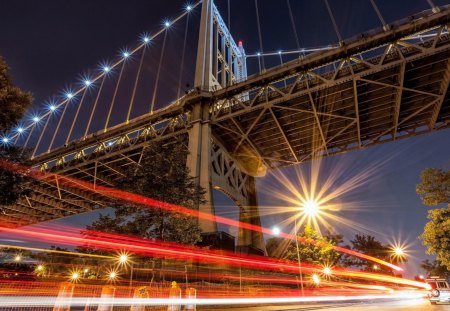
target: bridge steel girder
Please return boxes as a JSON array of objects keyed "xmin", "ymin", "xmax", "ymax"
[{"xmin": 210, "ymin": 13, "xmax": 450, "ymax": 169}]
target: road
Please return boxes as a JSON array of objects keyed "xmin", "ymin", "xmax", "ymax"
[{"xmin": 200, "ymin": 299, "xmax": 449, "ymax": 310}]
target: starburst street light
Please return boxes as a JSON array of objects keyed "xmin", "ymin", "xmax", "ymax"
[
  {"xmin": 323, "ymin": 267, "xmax": 332, "ymax": 275},
  {"xmin": 14, "ymin": 255, "xmax": 21, "ymax": 262},
  {"xmin": 118, "ymin": 254, "xmax": 128, "ymax": 264},
  {"xmin": 272, "ymin": 226, "xmax": 281, "ymax": 236},
  {"xmin": 301, "ymin": 199, "xmax": 320, "ymax": 217},
  {"xmin": 70, "ymin": 272, "xmax": 80, "ymax": 281}
]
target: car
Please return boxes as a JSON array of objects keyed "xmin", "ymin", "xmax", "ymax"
[{"xmin": 426, "ymin": 276, "xmax": 450, "ymax": 305}]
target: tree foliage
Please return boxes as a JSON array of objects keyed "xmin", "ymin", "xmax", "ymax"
[
  {"xmin": 420, "ymin": 259, "xmax": 450, "ymax": 279},
  {"xmin": 0, "ymin": 56, "xmax": 32, "ymax": 208},
  {"xmin": 88, "ymin": 141, "xmax": 205, "ymax": 245},
  {"xmin": 0, "ymin": 57, "xmax": 32, "ymax": 133},
  {"xmin": 420, "ymin": 207, "xmax": 450, "ymax": 268},
  {"xmin": 266, "ymin": 225, "xmax": 340, "ymax": 265},
  {"xmin": 416, "ymin": 168, "xmax": 450, "ymax": 207},
  {"xmin": 342, "ymin": 234, "xmax": 406, "ymax": 272},
  {"xmin": 416, "ymin": 167, "xmax": 450, "ymax": 271}
]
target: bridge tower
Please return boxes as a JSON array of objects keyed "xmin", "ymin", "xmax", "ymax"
[{"xmin": 187, "ymin": 0, "xmax": 266, "ymax": 255}]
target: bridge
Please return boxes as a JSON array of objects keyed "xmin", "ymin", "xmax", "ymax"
[{"xmin": 1, "ymin": 0, "xmax": 450, "ymax": 255}]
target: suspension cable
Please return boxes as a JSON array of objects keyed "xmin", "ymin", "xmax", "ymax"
[
  {"xmin": 104, "ymin": 61, "xmax": 126, "ymax": 131},
  {"xmin": 228, "ymin": 0, "xmax": 231, "ymax": 32},
  {"xmin": 177, "ymin": 14, "xmax": 190, "ymax": 100},
  {"xmin": 127, "ymin": 47, "xmax": 147, "ymax": 122},
  {"xmin": 48, "ymin": 102, "xmax": 69, "ymax": 151},
  {"xmin": 370, "ymin": 0, "xmax": 389, "ymax": 31},
  {"xmin": 32, "ymin": 113, "xmax": 51, "ymax": 158},
  {"xmin": 286, "ymin": 0, "xmax": 303, "ymax": 54},
  {"xmin": 324, "ymin": 0, "xmax": 343, "ymax": 43},
  {"xmin": 66, "ymin": 88, "xmax": 88, "ymax": 144},
  {"xmin": 84, "ymin": 74, "xmax": 106, "ymax": 138},
  {"xmin": 254, "ymin": 0, "xmax": 265, "ymax": 71},
  {"xmin": 150, "ymin": 31, "xmax": 168, "ymax": 114}
]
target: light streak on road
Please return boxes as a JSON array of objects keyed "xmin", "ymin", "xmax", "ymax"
[
  {"xmin": 0, "ymin": 292, "xmax": 426, "ymax": 307},
  {"xmin": 0, "ymin": 159, "xmax": 404, "ymax": 273}
]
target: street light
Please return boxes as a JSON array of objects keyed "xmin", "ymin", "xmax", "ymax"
[
  {"xmin": 272, "ymin": 226, "xmax": 281, "ymax": 236},
  {"xmin": 70, "ymin": 272, "xmax": 80, "ymax": 281},
  {"xmin": 323, "ymin": 267, "xmax": 332, "ymax": 275},
  {"xmin": 14, "ymin": 255, "xmax": 21, "ymax": 262},
  {"xmin": 302, "ymin": 199, "xmax": 320, "ymax": 217},
  {"xmin": 312, "ymin": 274, "xmax": 320, "ymax": 285},
  {"xmin": 116, "ymin": 252, "xmax": 133, "ymax": 287}
]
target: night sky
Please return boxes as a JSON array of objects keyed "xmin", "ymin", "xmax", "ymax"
[{"xmin": 0, "ymin": 0, "xmax": 450, "ymax": 277}]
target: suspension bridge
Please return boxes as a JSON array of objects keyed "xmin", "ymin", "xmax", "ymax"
[{"xmin": 1, "ymin": 0, "xmax": 450, "ymax": 255}]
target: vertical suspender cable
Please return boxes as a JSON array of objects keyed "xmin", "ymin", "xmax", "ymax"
[
  {"xmin": 150, "ymin": 31, "xmax": 168, "ymax": 114},
  {"xmin": 105, "ymin": 61, "xmax": 126, "ymax": 131},
  {"xmin": 177, "ymin": 14, "xmax": 190, "ymax": 100},
  {"xmin": 32, "ymin": 114, "xmax": 51, "ymax": 158},
  {"xmin": 127, "ymin": 47, "xmax": 147, "ymax": 122},
  {"xmin": 426, "ymin": 0, "xmax": 440, "ymax": 12},
  {"xmin": 324, "ymin": 0, "xmax": 343, "ymax": 43},
  {"xmin": 370, "ymin": 0, "xmax": 389, "ymax": 31},
  {"xmin": 254, "ymin": 0, "xmax": 265, "ymax": 71},
  {"xmin": 286, "ymin": 0, "xmax": 303, "ymax": 55},
  {"xmin": 21, "ymin": 124, "xmax": 36, "ymax": 155},
  {"xmin": 66, "ymin": 88, "xmax": 88, "ymax": 144},
  {"xmin": 48, "ymin": 103, "xmax": 69, "ymax": 151},
  {"xmin": 85, "ymin": 74, "xmax": 106, "ymax": 138}
]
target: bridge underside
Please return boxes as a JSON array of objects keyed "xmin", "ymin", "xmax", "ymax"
[
  {"xmin": 212, "ymin": 37, "xmax": 450, "ymax": 169},
  {"xmin": 1, "ymin": 9, "xmax": 450, "ymax": 229}
]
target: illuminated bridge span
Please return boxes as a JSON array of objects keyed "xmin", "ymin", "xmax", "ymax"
[{"xmin": 1, "ymin": 1, "xmax": 450, "ymax": 255}]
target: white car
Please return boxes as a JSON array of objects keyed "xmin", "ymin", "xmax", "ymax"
[{"xmin": 426, "ymin": 277, "xmax": 450, "ymax": 304}]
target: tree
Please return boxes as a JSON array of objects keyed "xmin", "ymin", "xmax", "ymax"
[
  {"xmin": 416, "ymin": 168, "xmax": 450, "ymax": 207},
  {"xmin": 342, "ymin": 234, "xmax": 405, "ymax": 273},
  {"xmin": 0, "ymin": 56, "xmax": 32, "ymax": 208},
  {"xmin": 416, "ymin": 168, "xmax": 450, "ymax": 270},
  {"xmin": 420, "ymin": 259, "xmax": 450, "ymax": 279},
  {"xmin": 266, "ymin": 225, "xmax": 340, "ymax": 266},
  {"xmin": 420, "ymin": 208, "xmax": 450, "ymax": 268},
  {"xmin": 88, "ymin": 140, "xmax": 205, "ymax": 245}
]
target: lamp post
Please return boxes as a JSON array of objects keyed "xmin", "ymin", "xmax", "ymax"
[
  {"xmin": 118, "ymin": 253, "xmax": 134, "ymax": 288},
  {"xmin": 294, "ymin": 218, "xmax": 304, "ymax": 296}
]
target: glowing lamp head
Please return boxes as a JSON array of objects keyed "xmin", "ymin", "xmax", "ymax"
[
  {"xmin": 70, "ymin": 272, "xmax": 79, "ymax": 281},
  {"xmin": 84, "ymin": 80, "xmax": 91, "ymax": 86},
  {"xmin": 302, "ymin": 199, "xmax": 319, "ymax": 217},
  {"xmin": 323, "ymin": 267, "xmax": 332, "ymax": 275},
  {"xmin": 103, "ymin": 66, "xmax": 110, "ymax": 73},
  {"xmin": 49, "ymin": 105, "xmax": 57, "ymax": 111},
  {"xmin": 17, "ymin": 127, "xmax": 24, "ymax": 133},
  {"xmin": 123, "ymin": 51, "xmax": 130, "ymax": 58},
  {"xmin": 278, "ymin": 50, "xmax": 282, "ymax": 55},
  {"xmin": 84, "ymin": 268, "xmax": 89, "ymax": 273},
  {"xmin": 2, "ymin": 137, "xmax": 9, "ymax": 144},
  {"xmin": 109, "ymin": 271, "xmax": 117, "ymax": 279},
  {"xmin": 14, "ymin": 255, "xmax": 21, "ymax": 262},
  {"xmin": 66, "ymin": 93, "xmax": 74, "ymax": 99},
  {"xmin": 143, "ymin": 37, "xmax": 150, "ymax": 43},
  {"xmin": 394, "ymin": 247, "xmax": 404, "ymax": 256},
  {"xmin": 312, "ymin": 274, "xmax": 320, "ymax": 284},
  {"xmin": 36, "ymin": 265, "xmax": 44, "ymax": 271},
  {"xmin": 118, "ymin": 254, "xmax": 128, "ymax": 264},
  {"xmin": 373, "ymin": 264, "xmax": 379, "ymax": 270},
  {"xmin": 186, "ymin": 5, "xmax": 192, "ymax": 11},
  {"xmin": 271, "ymin": 226, "xmax": 281, "ymax": 236},
  {"xmin": 164, "ymin": 21, "xmax": 171, "ymax": 28},
  {"xmin": 32, "ymin": 116, "xmax": 40, "ymax": 123},
  {"xmin": 257, "ymin": 52, "xmax": 261, "ymax": 56}
]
